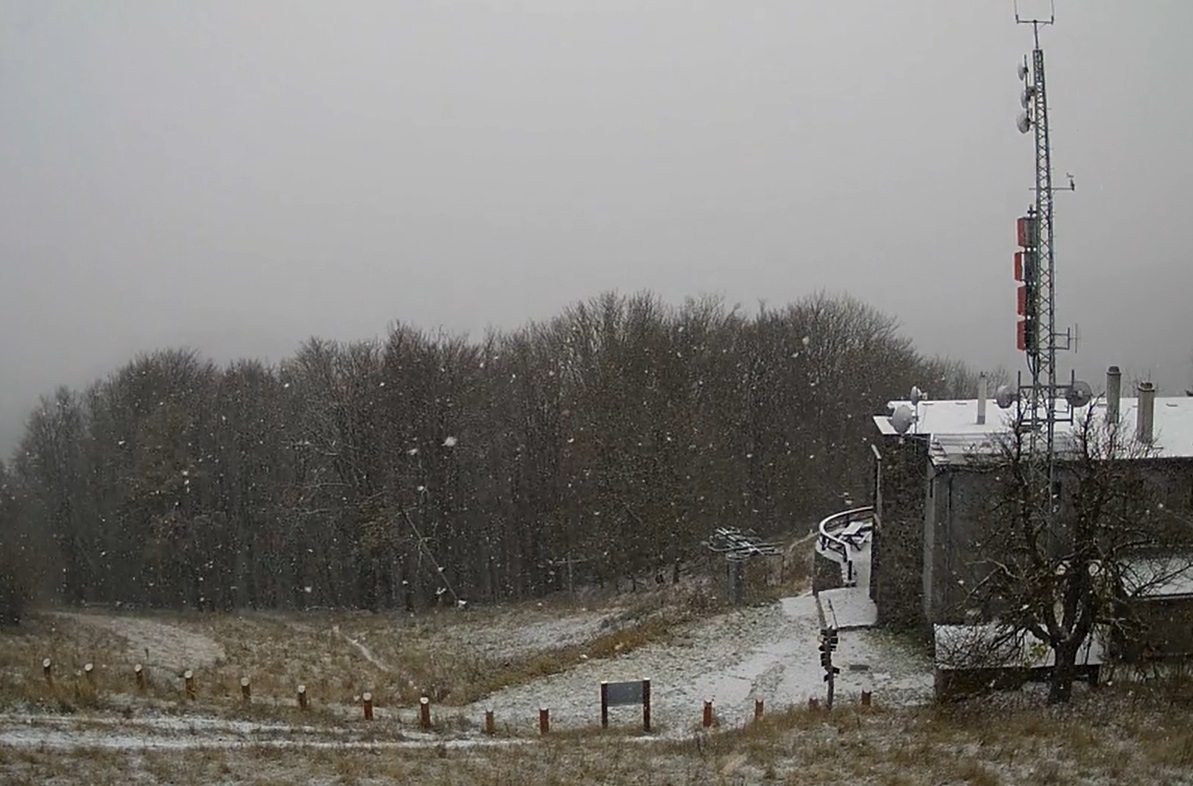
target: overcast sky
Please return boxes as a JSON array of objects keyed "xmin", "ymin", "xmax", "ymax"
[{"xmin": 2, "ymin": 0, "xmax": 1191, "ymax": 454}]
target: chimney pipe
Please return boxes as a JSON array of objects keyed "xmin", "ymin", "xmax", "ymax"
[
  {"xmin": 1106, "ymin": 366, "xmax": 1122, "ymax": 422},
  {"xmin": 1136, "ymin": 381, "xmax": 1155, "ymax": 444},
  {"xmin": 976, "ymin": 373, "xmax": 988, "ymax": 425}
]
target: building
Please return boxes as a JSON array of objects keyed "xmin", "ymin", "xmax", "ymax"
[{"xmin": 861, "ymin": 367, "xmax": 1193, "ymax": 664}]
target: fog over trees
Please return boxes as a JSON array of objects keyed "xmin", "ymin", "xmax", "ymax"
[{"xmin": 0, "ymin": 291, "xmax": 984, "ymax": 614}]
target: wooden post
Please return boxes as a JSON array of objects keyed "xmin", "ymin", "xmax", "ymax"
[
  {"xmin": 297, "ymin": 684, "xmax": 308, "ymax": 711},
  {"xmin": 861, "ymin": 690, "xmax": 872, "ymax": 708},
  {"xmin": 600, "ymin": 681, "xmax": 609, "ymax": 729},
  {"xmin": 42, "ymin": 658, "xmax": 52, "ymax": 687},
  {"xmin": 184, "ymin": 670, "xmax": 196, "ymax": 700},
  {"xmin": 642, "ymin": 678, "xmax": 651, "ymax": 733},
  {"xmin": 134, "ymin": 664, "xmax": 145, "ymax": 691},
  {"xmin": 362, "ymin": 692, "xmax": 374, "ymax": 720},
  {"xmin": 240, "ymin": 677, "xmax": 251, "ymax": 702},
  {"xmin": 484, "ymin": 709, "xmax": 495, "ymax": 736},
  {"xmin": 754, "ymin": 698, "xmax": 764, "ymax": 721},
  {"xmin": 84, "ymin": 663, "xmax": 95, "ymax": 687},
  {"xmin": 539, "ymin": 707, "xmax": 549, "ymax": 735},
  {"xmin": 419, "ymin": 696, "xmax": 431, "ymax": 730},
  {"xmin": 702, "ymin": 700, "xmax": 713, "ymax": 728}
]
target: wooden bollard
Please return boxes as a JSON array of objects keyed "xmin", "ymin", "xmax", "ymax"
[
  {"xmin": 134, "ymin": 664, "xmax": 145, "ymax": 690},
  {"xmin": 184, "ymin": 670, "xmax": 196, "ymax": 700},
  {"xmin": 42, "ymin": 658, "xmax": 53, "ymax": 686},
  {"xmin": 643, "ymin": 678, "xmax": 652, "ymax": 733},
  {"xmin": 754, "ymin": 698, "xmax": 764, "ymax": 721},
  {"xmin": 808, "ymin": 697, "xmax": 821, "ymax": 712},
  {"xmin": 702, "ymin": 700, "xmax": 713, "ymax": 728},
  {"xmin": 419, "ymin": 696, "xmax": 431, "ymax": 730},
  {"xmin": 539, "ymin": 707, "xmax": 550, "ymax": 735},
  {"xmin": 484, "ymin": 709, "xmax": 495, "ymax": 735},
  {"xmin": 362, "ymin": 692, "xmax": 374, "ymax": 720},
  {"xmin": 861, "ymin": 690, "xmax": 872, "ymax": 708},
  {"xmin": 240, "ymin": 677, "xmax": 251, "ymax": 702},
  {"xmin": 297, "ymin": 684, "xmax": 308, "ymax": 711}
]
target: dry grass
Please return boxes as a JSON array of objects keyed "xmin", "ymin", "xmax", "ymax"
[
  {"xmin": 0, "ymin": 580, "xmax": 727, "ymax": 726},
  {"xmin": 4, "ymin": 690, "xmax": 1193, "ymax": 786},
  {"xmin": 8, "ymin": 573, "xmax": 1192, "ymax": 785}
]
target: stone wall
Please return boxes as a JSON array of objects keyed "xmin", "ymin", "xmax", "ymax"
[{"xmin": 872, "ymin": 435, "xmax": 928, "ymax": 630}]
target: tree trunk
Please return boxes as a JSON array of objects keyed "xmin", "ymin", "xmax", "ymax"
[{"xmin": 1049, "ymin": 640, "xmax": 1079, "ymax": 704}]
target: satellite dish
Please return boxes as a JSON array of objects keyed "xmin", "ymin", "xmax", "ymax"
[
  {"xmin": 995, "ymin": 385, "xmax": 1016, "ymax": 409},
  {"xmin": 1018, "ymin": 62, "xmax": 1029, "ymax": 82},
  {"xmin": 891, "ymin": 405, "xmax": 915, "ymax": 435},
  {"xmin": 1016, "ymin": 112, "xmax": 1032, "ymax": 134},
  {"xmin": 909, "ymin": 386, "xmax": 927, "ymax": 405},
  {"xmin": 1020, "ymin": 87, "xmax": 1034, "ymax": 109},
  {"xmin": 1066, "ymin": 380, "xmax": 1093, "ymax": 408}
]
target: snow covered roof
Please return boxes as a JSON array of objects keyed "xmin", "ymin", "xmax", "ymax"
[
  {"xmin": 934, "ymin": 623, "xmax": 1105, "ymax": 669},
  {"xmin": 873, "ymin": 396, "xmax": 1193, "ymax": 466},
  {"xmin": 1123, "ymin": 556, "xmax": 1193, "ymax": 599}
]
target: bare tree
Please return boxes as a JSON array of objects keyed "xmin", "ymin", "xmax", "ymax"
[{"xmin": 964, "ymin": 405, "xmax": 1193, "ymax": 703}]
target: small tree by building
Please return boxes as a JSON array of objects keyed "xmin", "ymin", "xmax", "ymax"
[{"xmin": 963, "ymin": 405, "xmax": 1193, "ymax": 704}]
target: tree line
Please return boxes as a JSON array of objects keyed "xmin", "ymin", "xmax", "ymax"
[{"xmin": 0, "ymin": 291, "xmax": 984, "ymax": 614}]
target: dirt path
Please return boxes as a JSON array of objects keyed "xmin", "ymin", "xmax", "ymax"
[{"xmin": 332, "ymin": 625, "xmax": 393, "ymax": 673}]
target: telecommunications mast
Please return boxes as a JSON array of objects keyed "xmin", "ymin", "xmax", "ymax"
[{"xmin": 1009, "ymin": 1, "xmax": 1083, "ymax": 523}]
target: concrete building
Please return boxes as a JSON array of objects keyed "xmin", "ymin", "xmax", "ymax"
[{"xmin": 860, "ymin": 367, "xmax": 1193, "ymax": 660}]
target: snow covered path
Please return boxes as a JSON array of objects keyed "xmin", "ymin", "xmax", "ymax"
[
  {"xmin": 468, "ymin": 592, "xmax": 932, "ymax": 736},
  {"xmin": 817, "ymin": 538, "xmax": 879, "ymax": 629}
]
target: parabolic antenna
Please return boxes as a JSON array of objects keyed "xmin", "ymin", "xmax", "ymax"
[
  {"xmin": 1017, "ymin": 111, "xmax": 1032, "ymax": 134},
  {"xmin": 995, "ymin": 385, "xmax": 1017, "ymax": 410},
  {"xmin": 891, "ymin": 405, "xmax": 915, "ymax": 435},
  {"xmin": 1066, "ymin": 380, "xmax": 1093, "ymax": 408}
]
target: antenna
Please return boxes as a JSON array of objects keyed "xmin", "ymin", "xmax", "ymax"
[
  {"xmin": 1010, "ymin": 2, "xmax": 1088, "ymax": 535},
  {"xmin": 1013, "ymin": 0, "xmax": 1055, "ymax": 29}
]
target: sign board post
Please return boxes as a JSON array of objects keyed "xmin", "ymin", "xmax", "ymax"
[{"xmin": 600, "ymin": 679, "xmax": 651, "ymax": 732}]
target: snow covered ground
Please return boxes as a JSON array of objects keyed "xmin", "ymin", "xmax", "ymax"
[
  {"xmin": 0, "ymin": 521, "xmax": 934, "ymax": 749},
  {"xmin": 3, "ymin": 582, "xmax": 1191, "ymax": 786},
  {"xmin": 0, "ymin": 587, "xmax": 931, "ymax": 750},
  {"xmin": 465, "ymin": 591, "xmax": 930, "ymax": 736}
]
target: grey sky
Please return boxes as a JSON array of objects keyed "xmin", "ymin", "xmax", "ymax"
[{"xmin": 2, "ymin": 0, "xmax": 1191, "ymax": 453}]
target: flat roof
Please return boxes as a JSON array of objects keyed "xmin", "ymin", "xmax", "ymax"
[{"xmin": 873, "ymin": 396, "xmax": 1193, "ymax": 464}]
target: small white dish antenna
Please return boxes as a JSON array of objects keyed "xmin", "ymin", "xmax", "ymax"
[
  {"xmin": 891, "ymin": 405, "xmax": 916, "ymax": 435},
  {"xmin": 1016, "ymin": 111, "xmax": 1032, "ymax": 134},
  {"xmin": 1018, "ymin": 62, "xmax": 1029, "ymax": 82},
  {"xmin": 1020, "ymin": 87, "xmax": 1034, "ymax": 109},
  {"xmin": 909, "ymin": 386, "xmax": 927, "ymax": 405},
  {"xmin": 1066, "ymin": 380, "xmax": 1093, "ymax": 408},
  {"xmin": 995, "ymin": 385, "xmax": 1017, "ymax": 409}
]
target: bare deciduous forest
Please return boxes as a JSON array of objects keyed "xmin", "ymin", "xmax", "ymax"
[{"xmin": 0, "ymin": 291, "xmax": 984, "ymax": 614}]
